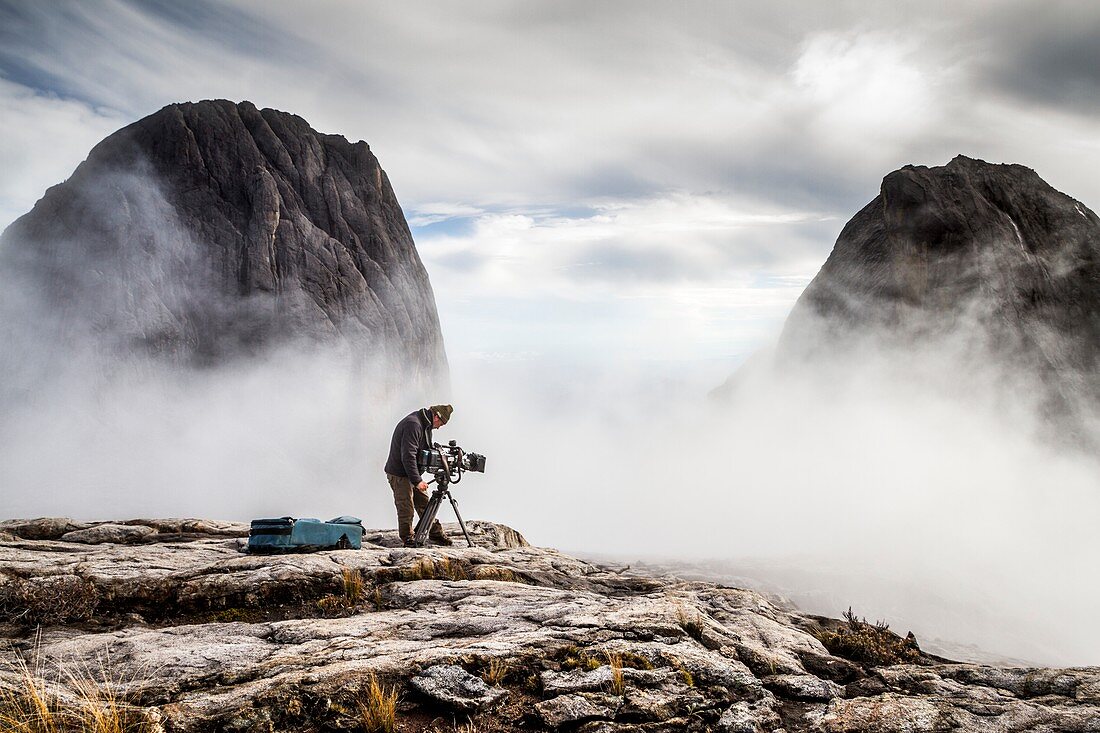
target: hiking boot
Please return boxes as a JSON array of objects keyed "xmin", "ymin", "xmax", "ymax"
[
  {"xmin": 403, "ymin": 537, "xmax": 419, "ymax": 548},
  {"xmin": 430, "ymin": 534, "xmax": 454, "ymax": 546}
]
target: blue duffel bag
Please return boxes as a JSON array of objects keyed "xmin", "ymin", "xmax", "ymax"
[{"xmin": 247, "ymin": 516, "xmax": 365, "ymax": 553}]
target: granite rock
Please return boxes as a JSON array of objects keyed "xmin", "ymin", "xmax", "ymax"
[
  {"xmin": 537, "ymin": 693, "xmax": 620, "ymax": 728},
  {"xmin": 1, "ymin": 518, "xmax": 1097, "ymax": 732},
  {"xmin": 0, "ymin": 99, "xmax": 448, "ymax": 392},
  {"xmin": 717, "ymin": 156, "xmax": 1100, "ymax": 432},
  {"xmin": 60, "ymin": 523, "xmax": 157, "ymax": 544},
  {"xmin": 409, "ymin": 664, "xmax": 506, "ymax": 712}
]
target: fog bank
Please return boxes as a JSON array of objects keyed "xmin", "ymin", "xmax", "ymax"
[
  {"xmin": 2, "ymin": 327, "xmax": 1098, "ymax": 665},
  {"xmin": 448, "ymin": 343, "xmax": 1100, "ymax": 667}
]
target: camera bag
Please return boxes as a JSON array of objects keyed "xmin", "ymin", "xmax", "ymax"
[{"xmin": 248, "ymin": 516, "xmax": 365, "ymax": 553}]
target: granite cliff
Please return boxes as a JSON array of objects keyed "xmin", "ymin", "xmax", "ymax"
[
  {"xmin": 2, "ymin": 519, "xmax": 1099, "ymax": 732},
  {"xmin": 0, "ymin": 100, "xmax": 447, "ymax": 392},
  {"xmin": 718, "ymin": 156, "xmax": 1100, "ymax": 429}
]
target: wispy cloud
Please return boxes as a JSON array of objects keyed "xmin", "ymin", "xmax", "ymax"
[{"xmin": 407, "ymin": 203, "xmax": 486, "ymax": 227}]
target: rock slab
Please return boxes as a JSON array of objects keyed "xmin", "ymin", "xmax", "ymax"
[
  {"xmin": 410, "ymin": 664, "xmax": 507, "ymax": 712},
  {"xmin": 1, "ymin": 518, "xmax": 1098, "ymax": 733},
  {"xmin": 60, "ymin": 524, "xmax": 157, "ymax": 544}
]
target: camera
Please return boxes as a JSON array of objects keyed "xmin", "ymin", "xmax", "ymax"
[
  {"xmin": 412, "ymin": 439, "xmax": 487, "ymax": 548},
  {"xmin": 419, "ymin": 439, "xmax": 486, "ymax": 481}
]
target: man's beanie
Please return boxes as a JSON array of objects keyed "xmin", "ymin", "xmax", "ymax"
[{"xmin": 431, "ymin": 404, "xmax": 454, "ymax": 424}]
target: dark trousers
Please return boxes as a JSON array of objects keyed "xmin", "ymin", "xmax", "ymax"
[{"xmin": 386, "ymin": 473, "xmax": 443, "ymax": 540}]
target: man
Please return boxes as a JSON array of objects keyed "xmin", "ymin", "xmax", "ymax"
[{"xmin": 385, "ymin": 404, "xmax": 455, "ymax": 547}]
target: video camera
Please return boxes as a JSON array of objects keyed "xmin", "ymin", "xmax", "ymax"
[
  {"xmin": 418, "ymin": 440, "xmax": 487, "ymax": 483},
  {"xmin": 412, "ymin": 440, "xmax": 486, "ymax": 548}
]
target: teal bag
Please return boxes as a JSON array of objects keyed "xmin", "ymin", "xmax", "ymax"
[{"xmin": 248, "ymin": 516, "xmax": 364, "ymax": 553}]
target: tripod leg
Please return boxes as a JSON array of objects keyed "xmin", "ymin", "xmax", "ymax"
[
  {"xmin": 413, "ymin": 493, "xmax": 443, "ymax": 547},
  {"xmin": 448, "ymin": 494, "xmax": 475, "ymax": 548}
]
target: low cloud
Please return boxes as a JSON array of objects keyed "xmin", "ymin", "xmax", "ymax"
[
  {"xmin": 0, "ymin": 162, "xmax": 432, "ymax": 526},
  {"xmin": 407, "ymin": 203, "xmax": 485, "ymax": 228},
  {"xmin": 418, "ymin": 194, "xmax": 833, "ymax": 291},
  {"xmin": 447, "ymin": 304, "xmax": 1100, "ymax": 666}
]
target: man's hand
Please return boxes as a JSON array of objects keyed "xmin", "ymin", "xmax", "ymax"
[{"xmin": 417, "ymin": 481, "xmax": 429, "ymax": 493}]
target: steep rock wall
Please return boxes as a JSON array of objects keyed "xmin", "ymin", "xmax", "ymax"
[{"xmin": 0, "ymin": 99, "xmax": 447, "ymax": 393}]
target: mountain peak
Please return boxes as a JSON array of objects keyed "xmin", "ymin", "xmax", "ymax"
[
  {"xmin": 1, "ymin": 100, "xmax": 447, "ymax": 390},
  {"xmin": 725, "ymin": 158, "xmax": 1100, "ymax": 433}
]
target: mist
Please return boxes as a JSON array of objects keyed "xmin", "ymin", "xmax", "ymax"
[
  {"xmin": 4, "ymin": 286, "xmax": 1100, "ymax": 669},
  {"xmin": 3, "ymin": 264, "xmax": 1100, "ymax": 667},
  {"xmin": 0, "ymin": 163, "xmax": 440, "ymax": 527},
  {"xmin": 1, "ymin": 345, "xmax": 402, "ymax": 519},
  {"xmin": 443, "ymin": 319, "xmax": 1100, "ymax": 668}
]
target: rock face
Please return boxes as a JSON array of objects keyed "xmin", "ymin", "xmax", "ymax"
[
  {"xmin": 0, "ymin": 99, "xmax": 447, "ymax": 390},
  {"xmin": 2, "ymin": 519, "xmax": 1098, "ymax": 732},
  {"xmin": 721, "ymin": 156, "xmax": 1100, "ymax": 423}
]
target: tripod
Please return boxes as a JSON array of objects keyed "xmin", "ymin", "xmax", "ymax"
[{"xmin": 412, "ymin": 469, "xmax": 475, "ymax": 548}]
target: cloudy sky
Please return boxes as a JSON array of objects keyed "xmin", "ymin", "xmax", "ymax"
[{"xmin": 2, "ymin": 0, "xmax": 1100, "ymax": 368}]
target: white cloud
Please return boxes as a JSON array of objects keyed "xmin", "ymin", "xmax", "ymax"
[
  {"xmin": 790, "ymin": 31, "xmax": 939, "ymax": 155},
  {"xmin": 419, "ymin": 193, "xmax": 831, "ymax": 292},
  {"xmin": 0, "ymin": 80, "xmax": 130, "ymax": 230},
  {"xmin": 407, "ymin": 202, "xmax": 485, "ymax": 227},
  {"xmin": 5, "ymin": 1, "xmax": 1100, "ymax": 216},
  {"xmin": 4, "ymin": 1, "xmax": 1100, "ymax": 361},
  {"xmin": 415, "ymin": 192, "xmax": 831, "ymax": 360}
]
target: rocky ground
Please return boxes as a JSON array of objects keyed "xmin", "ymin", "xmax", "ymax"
[{"xmin": 1, "ymin": 518, "xmax": 1099, "ymax": 732}]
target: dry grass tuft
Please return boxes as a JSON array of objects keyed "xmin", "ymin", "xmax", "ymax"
[
  {"xmin": 342, "ymin": 569, "xmax": 364, "ymax": 604},
  {"xmin": 438, "ymin": 558, "xmax": 470, "ymax": 582},
  {"xmin": 676, "ymin": 606, "xmax": 705, "ymax": 643},
  {"xmin": 314, "ymin": 595, "xmax": 352, "ymax": 617},
  {"xmin": 676, "ymin": 664, "xmax": 695, "ymax": 687},
  {"xmin": 481, "ymin": 658, "xmax": 509, "ymax": 686},
  {"xmin": 358, "ymin": 674, "xmax": 398, "ymax": 733},
  {"xmin": 405, "ymin": 557, "xmax": 470, "ymax": 582},
  {"xmin": 560, "ymin": 645, "xmax": 651, "ymax": 675},
  {"xmin": 66, "ymin": 664, "xmax": 132, "ymax": 733},
  {"xmin": 617, "ymin": 651, "xmax": 653, "ymax": 671},
  {"xmin": 605, "ymin": 652, "xmax": 625, "ymax": 696},
  {"xmin": 470, "ymin": 566, "xmax": 522, "ymax": 583},
  {"xmin": 813, "ymin": 607, "xmax": 922, "ymax": 667},
  {"xmin": 407, "ymin": 557, "xmax": 434, "ymax": 580},
  {"xmin": 0, "ymin": 644, "xmax": 151, "ymax": 733},
  {"xmin": 451, "ymin": 720, "xmax": 480, "ymax": 733},
  {"xmin": 0, "ymin": 659, "xmax": 56, "ymax": 733},
  {"xmin": 560, "ymin": 646, "xmax": 602, "ymax": 672}
]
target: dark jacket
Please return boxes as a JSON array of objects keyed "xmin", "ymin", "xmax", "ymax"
[{"xmin": 384, "ymin": 409, "xmax": 433, "ymax": 484}]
